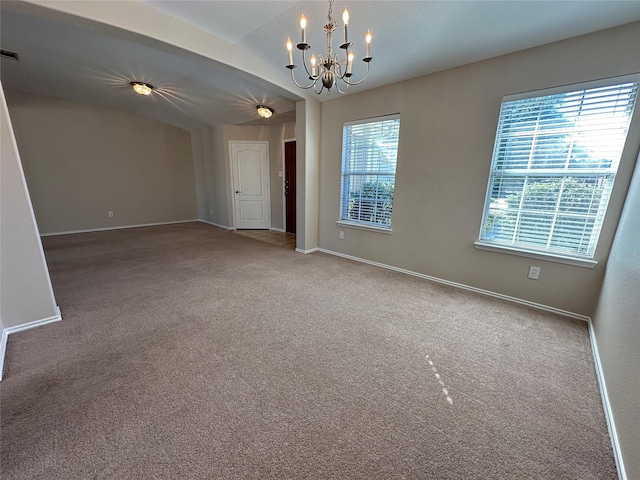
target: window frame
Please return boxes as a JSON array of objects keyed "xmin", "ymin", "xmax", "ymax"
[
  {"xmin": 475, "ymin": 75, "xmax": 639, "ymax": 268},
  {"xmin": 338, "ymin": 113, "xmax": 401, "ymax": 233}
]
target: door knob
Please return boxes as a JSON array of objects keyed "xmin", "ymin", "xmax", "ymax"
[{"xmin": 235, "ymin": 190, "xmax": 241, "ymax": 193}]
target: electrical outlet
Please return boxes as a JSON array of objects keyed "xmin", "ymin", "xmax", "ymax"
[
  {"xmin": 108, "ymin": 211, "xmax": 114, "ymax": 218},
  {"xmin": 339, "ymin": 230, "xmax": 344, "ymax": 239},
  {"xmin": 528, "ymin": 266, "xmax": 541, "ymax": 280}
]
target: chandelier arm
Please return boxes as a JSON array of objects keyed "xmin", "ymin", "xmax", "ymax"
[
  {"xmin": 334, "ymin": 81, "xmax": 348, "ymax": 94},
  {"xmin": 289, "ymin": 67, "xmax": 320, "ymax": 90},
  {"xmin": 300, "ymin": 48, "xmax": 315, "ymax": 80},
  {"xmin": 341, "ymin": 60, "xmax": 372, "ymax": 86},
  {"xmin": 332, "ymin": 58, "xmax": 348, "ymax": 81}
]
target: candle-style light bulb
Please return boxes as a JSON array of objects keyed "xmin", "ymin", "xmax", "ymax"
[
  {"xmin": 346, "ymin": 51, "xmax": 354, "ymax": 75},
  {"xmin": 310, "ymin": 55, "xmax": 317, "ymax": 76},
  {"xmin": 300, "ymin": 15, "xmax": 307, "ymax": 44},
  {"xmin": 342, "ymin": 9, "xmax": 349, "ymax": 45},
  {"xmin": 365, "ymin": 31, "xmax": 372, "ymax": 58},
  {"xmin": 286, "ymin": 38, "xmax": 294, "ymax": 65}
]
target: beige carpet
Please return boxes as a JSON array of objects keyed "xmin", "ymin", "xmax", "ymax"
[
  {"xmin": 233, "ymin": 229, "xmax": 296, "ymax": 249},
  {"xmin": 0, "ymin": 222, "xmax": 616, "ymax": 479}
]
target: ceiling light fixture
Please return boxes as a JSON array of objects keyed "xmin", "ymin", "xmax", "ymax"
[
  {"xmin": 257, "ymin": 105, "xmax": 274, "ymax": 119},
  {"xmin": 131, "ymin": 82, "xmax": 154, "ymax": 96},
  {"xmin": 286, "ymin": 0, "xmax": 372, "ymax": 95}
]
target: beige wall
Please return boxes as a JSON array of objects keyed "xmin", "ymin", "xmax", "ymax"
[
  {"xmin": 296, "ymin": 99, "xmax": 321, "ymax": 252},
  {"xmin": 0, "ymin": 84, "xmax": 58, "ymax": 331},
  {"xmin": 319, "ymin": 22, "xmax": 640, "ymax": 317},
  {"xmin": 191, "ymin": 127, "xmax": 208, "ymax": 221},
  {"xmin": 192, "ymin": 125, "xmax": 229, "ymax": 227},
  {"xmin": 6, "ymin": 91, "xmax": 197, "ymax": 234},
  {"xmin": 592, "ymin": 151, "xmax": 640, "ymax": 480}
]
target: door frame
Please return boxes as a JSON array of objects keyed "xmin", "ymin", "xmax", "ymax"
[
  {"xmin": 229, "ymin": 140, "xmax": 270, "ymax": 230},
  {"xmin": 282, "ymin": 137, "xmax": 296, "ymax": 234}
]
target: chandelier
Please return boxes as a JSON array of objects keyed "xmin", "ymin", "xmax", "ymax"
[{"xmin": 285, "ymin": 0, "xmax": 372, "ymax": 94}]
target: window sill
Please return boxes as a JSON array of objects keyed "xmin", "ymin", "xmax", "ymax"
[
  {"xmin": 473, "ymin": 241, "xmax": 597, "ymax": 268},
  {"xmin": 337, "ymin": 221, "xmax": 392, "ymax": 235}
]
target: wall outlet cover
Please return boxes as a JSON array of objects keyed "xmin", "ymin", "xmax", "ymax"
[{"xmin": 528, "ymin": 266, "xmax": 541, "ymax": 280}]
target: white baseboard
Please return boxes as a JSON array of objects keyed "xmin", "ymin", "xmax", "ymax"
[
  {"xmin": 296, "ymin": 247, "xmax": 319, "ymax": 254},
  {"xmin": 587, "ymin": 319, "xmax": 626, "ymax": 480},
  {"xmin": 318, "ymin": 248, "xmax": 589, "ymax": 322},
  {"xmin": 0, "ymin": 328, "xmax": 7, "ymax": 382},
  {"xmin": 0, "ymin": 307, "xmax": 62, "ymax": 382},
  {"xmin": 3, "ymin": 307, "xmax": 62, "ymax": 335},
  {"xmin": 270, "ymin": 227, "xmax": 285, "ymax": 233},
  {"xmin": 40, "ymin": 220, "xmax": 200, "ymax": 237},
  {"xmin": 199, "ymin": 220, "xmax": 234, "ymax": 230}
]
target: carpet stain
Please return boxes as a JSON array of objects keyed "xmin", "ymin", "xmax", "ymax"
[{"xmin": 426, "ymin": 355, "xmax": 453, "ymax": 405}]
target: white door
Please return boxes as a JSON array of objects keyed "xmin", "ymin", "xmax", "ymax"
[{"xmin": 230, "ymin": 141, "xmax": 270, "ymax": 229}]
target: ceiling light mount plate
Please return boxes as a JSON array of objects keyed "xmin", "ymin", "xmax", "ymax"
[{"xmin": 131, "ymin": 82, "xmax": 154, "ymax": 96}]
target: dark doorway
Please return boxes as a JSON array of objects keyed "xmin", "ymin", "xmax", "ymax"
[{"xmin": 284, "ymin": 141, "xmax": 296, "ymax": 234}]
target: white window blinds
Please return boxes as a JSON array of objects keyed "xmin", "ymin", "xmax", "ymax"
[
  {"xmin": 340, "ymin": 115, "xmax": 400, "ymax": 228},
  {"xmin": 479, "ymin": 79, "xmax": 638, "ymax": 258}
]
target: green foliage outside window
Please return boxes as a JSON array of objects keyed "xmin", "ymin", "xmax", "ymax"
[
  {"xmin": 485, "ymin": 178, "xmax": 604, "ymax": 252},
  {"xmin": 348, "ymin": 181, "xmax": 394, "ymax": 226}
]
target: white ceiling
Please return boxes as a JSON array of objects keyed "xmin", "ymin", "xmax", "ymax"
[{"xmin": 2, "ymin": 1, "xmax": 640, "ymax": 131}]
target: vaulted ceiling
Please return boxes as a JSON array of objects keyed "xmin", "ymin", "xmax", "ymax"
[{"xmin": 2, "ymin": 1, "xmax": 639, "ymax": 131}]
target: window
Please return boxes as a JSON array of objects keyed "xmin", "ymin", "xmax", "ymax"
[
  {"xmin": 477, "ymin": 78, "xmax": 638, "ymax": 263},
  {"xmin": 340, "ymin": 115, "xmax": 401, "ymax": 230}
]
